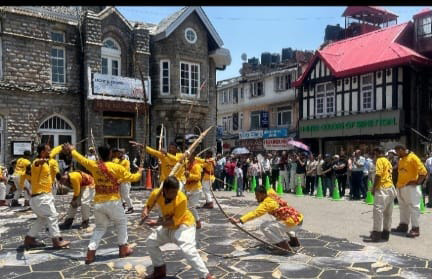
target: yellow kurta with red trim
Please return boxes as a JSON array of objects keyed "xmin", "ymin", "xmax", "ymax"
[
  {"xmin": 29, "ymin": 145, "xmax": 63, "ymax": 194},
  {"xmin": 145, "ymin": 146, "xmax": 186, "ymax": 183},
  {"xmin": 69, "ymin": 171, "xmax": 95, "ymax": 197},
  {"xmin": 240, "ymin": 189, "xmax": 303, "ymax": 227},
  {"xmin": 202, "ymin": 158, "xmax": 215, "ymax": 182},
  {"xmin": 184, "ymin": 160, "xmax": 203, "ymax": 192},
  {"xmin": 14, "ymin": 157, "xmax": 31, "ymax": 188},
  {"xmin": 397, "ymin": 152, "xmax": 427, "ymax": 188},
  {"xmin": 146, "ymin": 188, "xmax": 195, "ymax": 229},
  {"xmin": 71, "ymin": 150, "xmax": 141, "ymax": 204}
]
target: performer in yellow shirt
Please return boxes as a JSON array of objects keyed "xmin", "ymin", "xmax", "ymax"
[
  {"xmin": 141, "ymin": 176, "xmax": 215, "ymax": 279},
  {"xmin": 49, "ymin": 145, "xmax": 62, "ymax": 195},
  {"xmin": 184, "ymin": 151, "xmax": 204, "ymax": 229},
  {"xmin": 392, "ymin": 144, "xmax": 427, "ymax": 238},
  {"xmin": 145, "ymin": 142, "xmax": 186, "ymax": 190},
  {"xmin": 23, "ymin": 144, "xmax": 70, "ymax": 249},
  {"xmin": 365, "ymin": 147, "xmax": 397, "ymax": 242},
  {"xmin": 201, "ymin": 150, "xmax": 215, "ymax": 209},
  {"xmin": 11, "ymin": 150, "xmax": 32, "ymax": 207},
  {"xmin": 113, "ymin": 148, "xmax": 134, "ymax": 214},
  {"xmin": 230, "ymin": 186, "xmax": 303, "ymax": 250},
  {"xmin": 58, "ymin": 171, "xmax": 96, "ymax": 230},
  {"xmin": 62, "ymin": 143, "xmax": 143, "ymax": 264}
]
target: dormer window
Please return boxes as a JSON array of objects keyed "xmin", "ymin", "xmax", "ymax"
[{"xmin": 418, "ymin": 16, "xmax": 432, "ymax": 38}]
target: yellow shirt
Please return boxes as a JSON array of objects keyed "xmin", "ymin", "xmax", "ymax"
[
  {"xmin": 113, "ymin": 158, "xmax": 131, "ymax": 171},
  {"xmin": 146, "ymin": 188, "xmax": 195, "ymax": 229},
  {"xmin": 71, "ymin": 150, "xmax": 141, "ymax": 203},
  {"xmin": 202, "ymin": 158, "xmax": 215, "ymax": 182},
  {"xmin": 30, "ymin": 159, "xmax": 53, "ymax": 195},
  {"xmin": 397, "ymin": 152, "xmax": 427, "ymax": 188},
  {"xmin": 146, "ymin": 146, "xmax": 186, "ymax": 183},
  {"xmin": 69, "ymin": 171, "xmax": 95, "ymax": 197},
  {"xmin": 375, "ymin": 157, "xmax": 394, "ymax": 189},
  {"xmin": 184, "ymin": 160, "xmax": 203, "ymax": 191},
  {"xmin": 240, "ymin": 189, "xmax": 303, "ymax": 227},
  {"xmin": 14, "ymin": 157, "xmax": 31, "ymax": 176}
]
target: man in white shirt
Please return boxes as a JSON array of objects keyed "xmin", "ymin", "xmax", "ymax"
[
  {"xmin": 262, "ymin": 153, "xmax": 271, "ymax": 183},
  {"xmin": 351, "ymin": 150, "xmax": 366, "ymax": 200},
  {"xmin": 425, "ymin": 153, "xmax": 432, "ymax": 208}
]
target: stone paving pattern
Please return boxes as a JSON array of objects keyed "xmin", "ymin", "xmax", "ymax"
[{"xmin": 1, "ymin": 191, "xmax": 432, "ymax": 279}]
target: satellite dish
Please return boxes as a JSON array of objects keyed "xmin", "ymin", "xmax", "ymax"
[{"xmin": 241, "ymin": 53, "xmax": 247, "ymax": 62}]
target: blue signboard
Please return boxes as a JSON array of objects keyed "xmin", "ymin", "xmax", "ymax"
[
  {"xmin": 263, "ymin": 128, "xmax": 288, "ymax": 138},
  {"xmin": 261, "ymin": 111, "xmax": 269, "ymax": 128}
]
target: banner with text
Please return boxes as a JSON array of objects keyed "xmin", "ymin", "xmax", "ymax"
[{"xmin": 263, "ymin": 138, "xmax": 293, "ymax": 150}]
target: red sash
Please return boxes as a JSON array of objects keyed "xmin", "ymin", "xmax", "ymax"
[
  {"xmin": 268, "ymin": 193, "xmax": 302, "ymax": 224},
  {"xmin": 95, "ymin": 161, "xmax": 119, "ymax": 195},
  {"xmin": 78, "ymin": 171, "xmax": 94, "ymax": 187}
]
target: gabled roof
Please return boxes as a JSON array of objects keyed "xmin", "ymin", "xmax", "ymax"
[
  {"xmin": 96, "ymin": 6, "xmax": 133, "ymax": 30},
  {"xmin": 152, "ymin": 6, "xmax": 223, "ymax": 48},
  {"xmin": 1, "ymin": 6, "xmax": 81, "ymax": 24},
  {"xmin": 293, "ymin": 22, "xmax": 432, "ymax": 87}
]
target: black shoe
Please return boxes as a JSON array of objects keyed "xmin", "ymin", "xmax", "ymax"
[
  {"xmin": 59, "ymin": 218, "xmax": 74, "ymax": 230},
  {"xmin": 125, "ymin": 207, "xmax": 134, "ymax": 214},
  {"xmin": 10, "ymin": 199, "xmax": 21, "ymax": 207},
  {"xmin": 426, "ymin": 202, "xmax": 432, "ymax": 208}
]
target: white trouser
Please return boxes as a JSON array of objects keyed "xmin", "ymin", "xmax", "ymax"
[
  {"xmin": 0, "ymin": 182, "xmax": 6, "ymax": 200},
  {"xmin": 28, "ymin": 193, "xmax": 61, "ymax": 238},
  {"xmin": 289, "ymin": 170, "xmax": 296, "ymax": 190},
  {"xmin": 260, "ymin": 220, "xmax": 300, "ymax": 244},
  {"xmin": 13, "ymin": 176, "xmax": 31, "ymax": 200},
  {"xmin": 397, "ymin": 185, "xmax": 422, "ymax": 228},
  {"xmin": 146, "ymin": 225, "xmax": 209, "ymax": 278},
  {"xmin": 279, "ymin": 170, "xmax": 289, "ymax": 190},
  {"xmin": 179, "ymin": 181, "xmax": 185, "ymax": 192},
  {"xmin": 373, "ymin": 187, "xmax": 397, "ymax": 231},
  {"xmin": 202, "ymin": 180, "xmax": 213, "ymax": 203},
  {"xmin": 66, "ymin": 187, "xmax": 95, "ymax": 221},
  {"xmin": 186, "ymin": 190, "xmax": 202, "ymax": 222},
  {"xmin": 120, "ymin": 182, "xmax": 133, "ymax": 208},
  {"xmin": 88, "ymin": 200, "xmax": 128, "ymax": 250}
]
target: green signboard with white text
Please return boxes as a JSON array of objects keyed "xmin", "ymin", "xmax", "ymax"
[{"xmin": 299, "ymin": 110, "xmax": 402, "ymax": 139}]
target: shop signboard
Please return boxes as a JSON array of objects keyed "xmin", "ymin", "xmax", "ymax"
[
  {"xmin": 263, "ymin": 138, "xmax": 293, "ymax": 150},
  {"xmin": 299, "ymin": 110, "xmax": 402, "ymax": 138},
  {"xmin": 239, "ymin": 130, "xmax": 263, "ymax": 140},
  {"xmin": 239, "ymin": 139, "xmax": 263, "ymax": 152},
  {"xmin": 263, "ymin": 128, "xmax": 288, "ymax": 138}
]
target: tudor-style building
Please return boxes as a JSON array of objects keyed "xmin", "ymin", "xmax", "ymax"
[{"xmin": 294, "ymin": 7, "xmax": 432, "ymax": 155}]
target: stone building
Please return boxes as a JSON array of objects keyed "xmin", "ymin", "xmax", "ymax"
[{"xmin": 0, "ymin": 6, "xmax": 230, "ymax": 165}]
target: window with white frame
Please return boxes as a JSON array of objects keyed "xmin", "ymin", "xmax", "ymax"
[
  {"xmin": 233, "ymin": 87, "xmax": 238, "ymax": 104},
  {"xmin": 101, "ymin": 38, "xmax": 121, "ymax": 76},
  {"xmin": 418, "ymin": 16, "xmax": 432, "ymax": 38},
  {"xmin": 277, "ymin": 106, "xmax": 292, "ymax": 127},
  {"xmin": 180, "ymin": 62, "xmax": 200, "ymax": 95},
  {"xmin": 360, "ymin": 74, "xmax": 374, "ymax": 111},
  {"xmin": 315, "ymin": 82, "xmax": 335, "ymax": 115},
  {"xmin": 51, "ymin": 46, "xmax": 65, "ymax": 84},
  {"xmin": 219, "ymin": 92, "xmax": 224, "ymax": 104},
  {"xmin": 223, "ymin": 90, "xmax": 228, "ymax": 104},
  {"xmin": 251, "ymin": 81, "xmax": 263, "ymax": 97},
  {"xmin": 228, "ymin": 89, "xmax": 232, "ymax": 103},
  {"xmin": 250, "ymin": 111, "xmax": 261, "ymax": 130},
  {"xmin": 239, "ymin": 112, "xmax": 243, "ymax": 130},
  {"xmin": 240, "ymin": 87, "xmax": 244, "ymax": 99},
  {"xmin": 160, "ymin": 60, "xmax": 170, "ymax": 94},
  {"xmin": 274, "ymin": 74, "xmax": 291, "ymax": 91},
  {"xmin": 184, "ymin": 28, "xmax": 197, "ymax": 44},
  {"xmin": 156, "ymin": 125, "xmax": 167, "ymax": 150}
]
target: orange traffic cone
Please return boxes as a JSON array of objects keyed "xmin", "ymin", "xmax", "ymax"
[{"xmin": 146, "ymin": 169, "xmax": 153, "ymax": 190}]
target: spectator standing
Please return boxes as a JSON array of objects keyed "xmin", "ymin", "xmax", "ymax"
[
  {"xmin": 241, "ymin": 157, "xmax": 250, "ymax": 192},
  {"xmin": 261, "ymin": 153, "xmax": 271, "ymax": 183},
  {"xmin": 425, "ymin": 153, "xmax": 432, "ymax": 208},
  {"xmin": 295, "ymin": 153, "xmax": 307, "ymax": 191},
  {"xmin": 288, "ymin": 153, "xmax": 297, "ymax": 193},
  {"xmin": 215, "ymin": 154, "xmax": 226, "ymax": 191},
  {"xmin": 316, "ymin": 154, "xmax": 324, "ymax": 193},
  {"xmin": 224, "ymin": 156, "xmax": 236, "ymax": 191},
  {"xmin": 270, "ymin": 152, "xmax": 280, "ymax": 189},
  {"xmin": 247, "ymin": 158, "xmax": 262, "ymax": 187},
  {"xmin": 279, "ymin": 151, "xmax": 289, "ymax": 192},
  {"xmin": 351, "ymin": 150, "xmax": 366, "ymax": 200},
  {"xmin": 391, "ymin": 144, "xmax": 427, "ymax": 238},
  {"xmin": 305, "ymin": 154, "xmax": 317, "ymax": 195},
  {"xmin": 235, "ymin": 162, "xmax": 244, "ymax": 197},
  {"xmin": 334, "ymin": 155, "xmax": 348, "ymax": 197},
  {"xmin": 321, "ymin": 154, "xmax": 334, "ymax": 197}
]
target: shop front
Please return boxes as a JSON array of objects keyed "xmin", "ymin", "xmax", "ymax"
[{"xmin": 299, "ymin": 109, "xmax": 404, "ymax": 155}]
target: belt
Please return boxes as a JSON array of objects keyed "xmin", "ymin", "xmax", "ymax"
[{"xmin": 31, "ymin": 193, "xmax": 48, "ymax": 197}]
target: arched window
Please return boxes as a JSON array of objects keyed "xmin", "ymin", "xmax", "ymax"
[
  {"xmin": 101, "ymin": 37, "xmax": 121, "ymax": 76},
  {"xmin": 156, "ymin": 125, "xmax": 167, "ymax": 150},
  {"xmin": 39, "ymin": 115, "xmax": 76, "ymax": 147},
  {"xmin": 0, "ymin": 116, "xmax": 4, "ymax": 165}
]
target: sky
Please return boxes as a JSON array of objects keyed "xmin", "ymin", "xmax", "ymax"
[{"xmin": 117, "ymin": 6, "xmax": 427, "ymax": 82}]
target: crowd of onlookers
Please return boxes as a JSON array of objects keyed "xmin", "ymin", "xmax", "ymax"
[{"xmin": 214, "ymin": 148, "xmax": 432, "ymax": 206}]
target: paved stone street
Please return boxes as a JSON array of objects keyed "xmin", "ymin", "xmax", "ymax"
[{"xmin": 1, "ymin": 191, "xmax": 432, "ymax": 279}]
